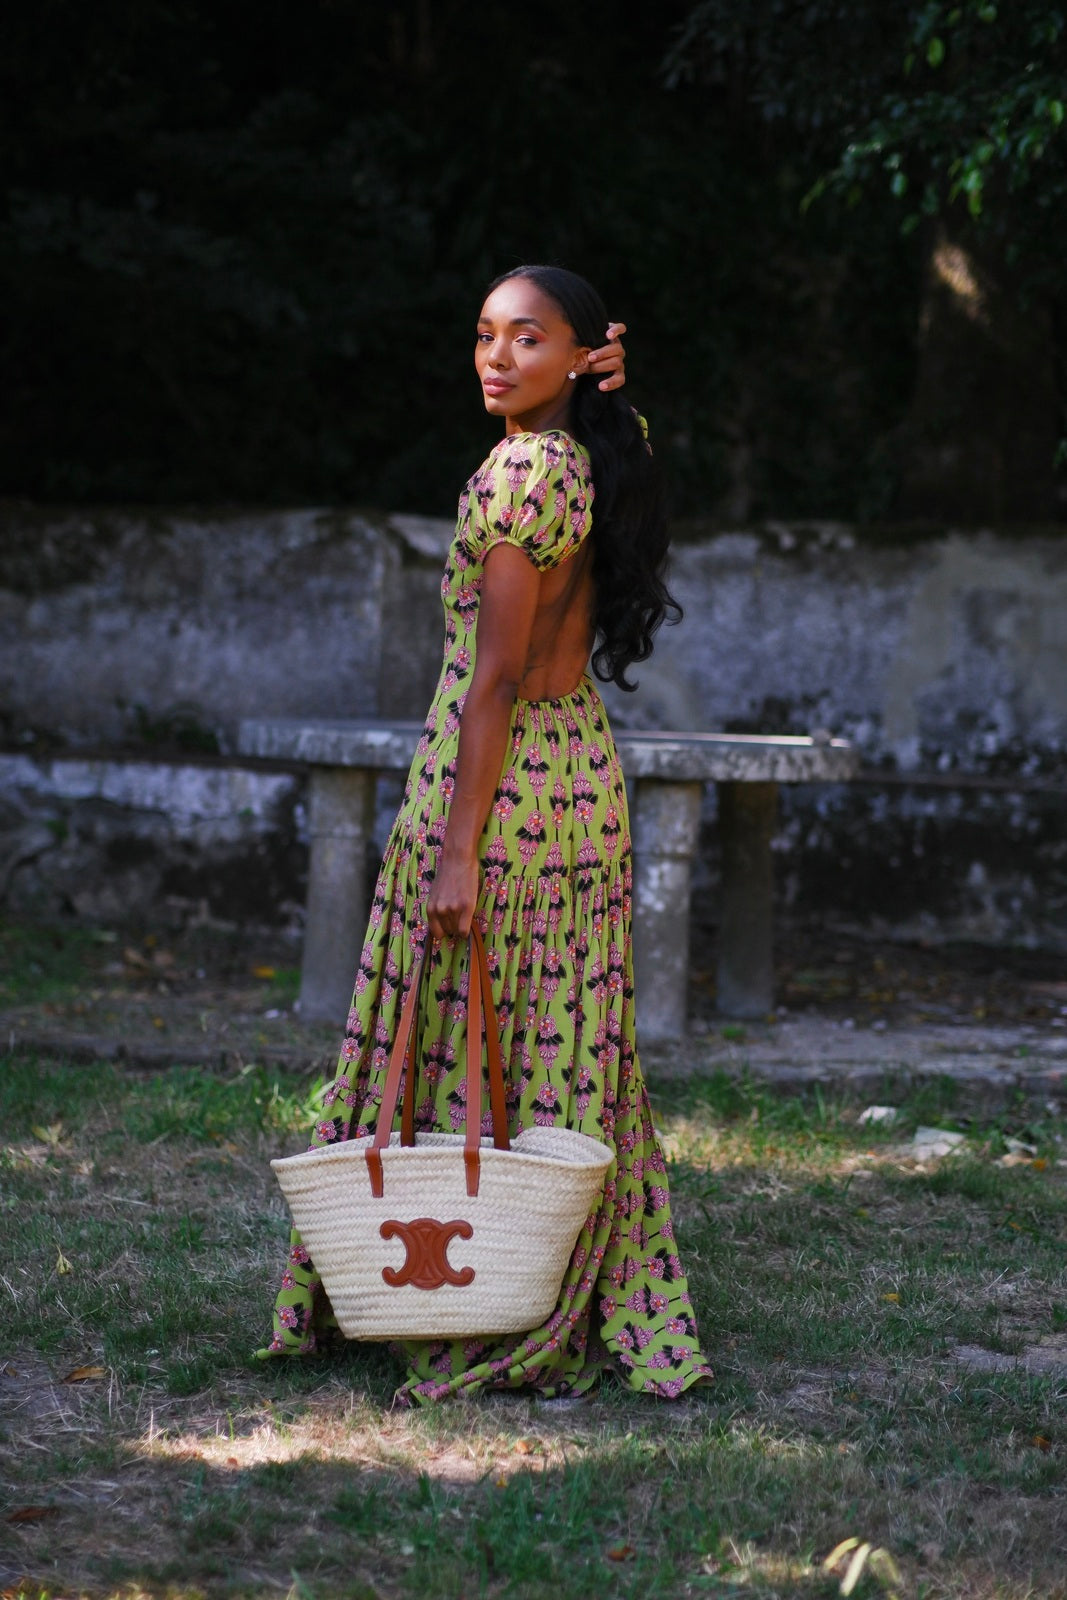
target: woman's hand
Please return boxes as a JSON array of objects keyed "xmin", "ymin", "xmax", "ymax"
[
  {"xmin": 586, "ymin": 321, "xmax": 628, "ymax": 391},
  {"xmin": 426, "ymin": 849, "xmax": 480, "ymax": 943}
]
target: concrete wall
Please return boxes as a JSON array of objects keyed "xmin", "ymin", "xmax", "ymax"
[
  {"xmin": 2, "ymin": 508, "xmax": 1065, "ymax": 945},
  {"xmin": 602, "ymin": 523, "xmax": 1067, "ymax": 772}
]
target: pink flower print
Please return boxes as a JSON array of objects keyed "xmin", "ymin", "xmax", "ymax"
[
  {"xmin": 666, "ymin": 1317, "xmax": 689, "ymax": 1337},
  {"xmin": 615, "ymin": 1327, "xmax": 635, "ymax": 1350},
  {"xmin": 504, "ymin": 455, "xmax": 531, "ymax": 491},
  {"xmin": 493, "ymin": 795, "xmax": 514, "ymax": 821},
  {"xmin": 659, "ymin": 1220, "xmax": 675, "ymax": 1241},
  {"xmin": 278, "ymin": 1305, "xmax": 299, "ymax": 1330},
  {"xmin": 290, "ymin": 1244, "xmax": 310, "ymax": 1266},
  {"xmin": 280, "ymin": 1269, "xmax": 295, "ymax": 1290},
  {"xmin": 608, "ymin": 1263, "xmax": 625, "ymax": 1289},
  {"xmin": 534, "ymin": 1080, "xmax": 561, "ymax": 1120},
  {"xmin": 521, "ymin": 745, "xmax": 549, "ymax": 795},
  {"xmin": 660, "ymin": 1377, "xmax": 686, "ymax": 1399},
  {"xmin": 646, "ymin": 1256, "xmax": 665, "ymax": 1279},
  {"xmin": 545, "ymin": 842, "xmax": 565, "ymax": 872},
  {"xmin": 647, "ymin": 1351, "xmax": 671, "ymax": 1370},
  {"xmin": 601, "ymin": 1294, "xmax": 617, "ymax": 1319},
  {"xmin": 635, "ymin": 1326, "xmax": 655, "ymax": 1351},
  {"xmin": 625, "ymin": 1289, "xmax": 646, "ymax": 1313},
  {"xmin": 671, "ymin": 1345, "xmax": 693, "ymax": 1363},
  {"xmin": 649, "ymin": 1291, "xmax": 669, "ymax": 1314},
  {"xmin": 339, "ymin": 1037, "xmax": 358, "ymax": 1063},
  {"xmin": 646, "ymin": 1185, "xmax": 669, "ymax": 1212},
  {"xmin": 573, "ymin": 797, "xmax": 595, "ymax": 825},
  {"xmin": 316, "ymin": 1120, "xmax": 339, "ymax": 1142}
]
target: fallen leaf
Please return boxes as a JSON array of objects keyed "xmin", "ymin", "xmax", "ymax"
[
  {"xmin": 226, "ymin": 1456, "xmax": 240, "ymax": 1467},
  {"xmin": 513, "ymin": 1438, "xmax": 536, "ymax": 1455},
  {"xmin": 1032, "ymin": 1158, "xmax": 1048, "ymax": 1172},
  {"xmin": 1031, "ymin": 1433, "xmax": 1052, "ymax": 1453},
  {"xmin": 63, "ymin": 1365, "xmax": 107, "ymax": 1383},
  {"xmin": 55, "ymin": 1248, "xmax": 72, "ymax": 1276},
  {"xmin": 882, "ymin": 1292, "xmax": 900, "ymax": 1303},
  {"xmin": 32, "ymin": 1122, "xmax": 64, "ymax": 1148},
  {"xmin": 493, "ymin": 1475, "xmax": 507, "ymax": 1489},
  {"xmin": 252, "ymin": 965, "xmax": 276, "ymax": 980},
  {"xmin": 606, "ymin": 1545, "xmax": 636, "ymax": 1563},
  {"xmin": 7, "ymin": 1505, "xmax": 59, "ymax": 1523},
  {"xmin": 857, "ymin": 1105, "xmax": 897, "ymax": 1127}
]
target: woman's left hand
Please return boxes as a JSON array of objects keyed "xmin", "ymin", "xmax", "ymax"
[
  {"xmin": 426, "ymin": 850, "xmax": 480, "ymax": 943},
  {"xmin": 587, "ymin": 321, "xmax": 627, "ymax": 391}
]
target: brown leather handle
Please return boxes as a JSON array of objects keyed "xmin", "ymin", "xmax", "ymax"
[{"xmin": 366, "ymin": 923, "xmax": 509, "ymax": 1199}]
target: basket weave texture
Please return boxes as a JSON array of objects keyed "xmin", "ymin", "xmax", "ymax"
[
  {"xmin": 270, "ymin": 927, "xmax": 615, "ymax": 1339},
  {"xmin": 271, "ymin": 1125, "xmax": 614, "ymax": 1337}
]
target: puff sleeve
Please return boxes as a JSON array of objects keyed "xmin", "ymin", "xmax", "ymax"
[{"xmin": 470, "ymin": 431, "xmax": 593, "ymax": 573}]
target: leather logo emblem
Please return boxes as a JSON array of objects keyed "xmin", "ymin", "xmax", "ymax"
[{"xmin": 380, "ymin": 1217, "xmax": 475, "ymax": 1291}]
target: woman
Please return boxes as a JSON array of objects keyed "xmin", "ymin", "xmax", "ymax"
[{"xmin": 259, "ymin": 265, "xmax": 713, "ymax": 1402}]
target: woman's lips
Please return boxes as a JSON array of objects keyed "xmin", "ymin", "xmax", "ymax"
[{"xmin": 483, "ymin": 380, "xmax": 514, "ymax": 396}]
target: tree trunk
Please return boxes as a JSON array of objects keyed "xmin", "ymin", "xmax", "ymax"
[{"xmin": 896, "ymin": 223, "xmax": 1059, "ymax": 523}]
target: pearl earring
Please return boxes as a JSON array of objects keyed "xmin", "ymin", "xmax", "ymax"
[{"xmin": 567, "ymin": 370, "xmax": 578, "ymax": 381}]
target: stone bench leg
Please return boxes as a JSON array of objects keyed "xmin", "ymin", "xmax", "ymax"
[
  {"xmin": 716, "ymin": 780, "xmax": 777, "ymax": 1018},
  {"xmin": 631, "ymin": 779, "xmax": 704, "ymax": 1040},
  {"xmin": 300, "ymin": 768, "xmax": 376, "ymax": 1023}
]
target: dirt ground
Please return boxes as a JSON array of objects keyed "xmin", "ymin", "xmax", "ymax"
[{"xmin": 4, "ymin": 913, "xmax": 1065, "ymax": 1075}]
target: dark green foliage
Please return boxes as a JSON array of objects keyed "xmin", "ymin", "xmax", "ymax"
[
  {"xmin": 2, "ymin": 2, "xmax": 1064, "ymax": 523},
  {"xmin": 1, "ymin": 0, "xmax": 924, "ymax": 522}
]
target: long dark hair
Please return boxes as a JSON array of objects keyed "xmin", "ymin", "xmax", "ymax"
[{"xmin": 488, "ymin": 264, "xmax": 681, "ymax": 692}]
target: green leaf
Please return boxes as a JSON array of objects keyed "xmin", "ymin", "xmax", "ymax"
[
  {"xmin": 891, "ymin": 171, "xmax": 909, "ymax": 197},
  {"xmin": 977, "ymin": 2, "xmax": 997, "ymax": 20},
  {"xmin": 1049, "ymin": 100, "xmax": 1065, "ymax": 127},
  {"xmin": 927, "ymin": 35, "xmax": 945, "ymax": 66}
]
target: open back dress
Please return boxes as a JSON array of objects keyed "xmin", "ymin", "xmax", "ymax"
[{"xmin": 257, "ymin": 428, "xmax": 713, "ymax": 1403}]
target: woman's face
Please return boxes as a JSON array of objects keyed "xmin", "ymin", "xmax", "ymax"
[{"xmin": 475, "ymin": 277, "xmax": 591, "ymax": 434}]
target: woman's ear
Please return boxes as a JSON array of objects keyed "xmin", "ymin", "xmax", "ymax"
[{"xmin": 569, "ymin": 347, "xmax": 593, "ymax": 378}]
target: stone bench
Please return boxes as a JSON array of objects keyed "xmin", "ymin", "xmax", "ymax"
[{"xmin": 237, "ymin": 718, "xmax": 859, "ymax": 1036}]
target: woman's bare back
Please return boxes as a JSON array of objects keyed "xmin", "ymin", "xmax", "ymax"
[{"xmin": 517, "ymin": 541, "xmax": 595, "ymax": 702}]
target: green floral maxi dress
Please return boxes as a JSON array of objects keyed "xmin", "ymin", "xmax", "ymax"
[{"xmin": 257, "ymin": 428, "xmax": 713, "ymax": 1402}]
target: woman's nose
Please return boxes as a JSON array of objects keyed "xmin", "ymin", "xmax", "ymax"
[{"xmin": 487, "ymin": 340, "xmax": 510, "ymax": 369}]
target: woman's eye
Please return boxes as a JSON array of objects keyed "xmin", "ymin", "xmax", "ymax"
[{"xmin": 517, "ymin": 335, "xmax": 538, "ymax": 347}]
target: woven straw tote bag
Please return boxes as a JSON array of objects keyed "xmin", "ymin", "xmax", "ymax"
[{"xmin": 271, "ymin": 925, "xmax": 615, "ymax": 1339}]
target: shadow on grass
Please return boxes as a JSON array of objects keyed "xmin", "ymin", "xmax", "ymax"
[{"xmin": 2, "ymin": 1053, "xmax": 1066, "ymax": 1599}]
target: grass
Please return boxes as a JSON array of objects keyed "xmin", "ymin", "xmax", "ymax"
[{"xmin": 1, "ymin": 1057, "xmax": 1065, "ymax": 1600}]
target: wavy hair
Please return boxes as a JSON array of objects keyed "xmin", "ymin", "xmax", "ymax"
[{"xmin": 488, "ymin": 264, "xmax": 681, "ymax": 691}]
